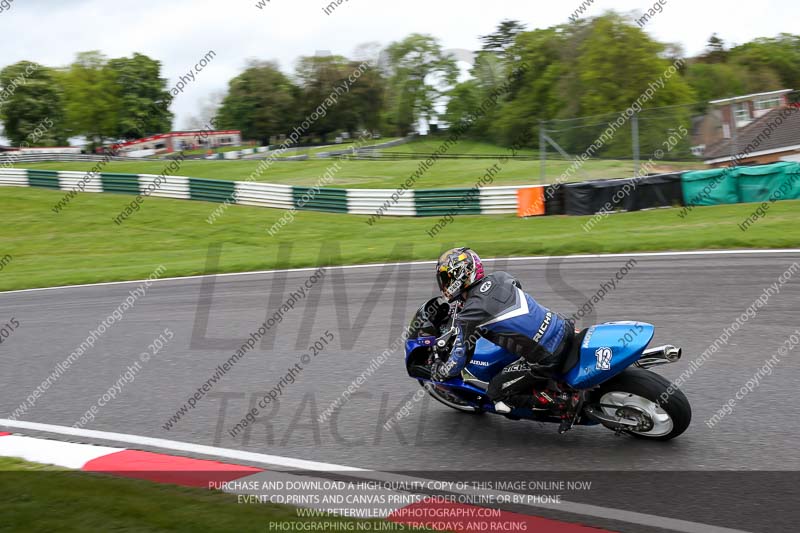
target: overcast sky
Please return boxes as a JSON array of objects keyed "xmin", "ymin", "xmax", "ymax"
[{"xmin": 1, "ymin": 0, "xmax": 798, "ymax": 135}]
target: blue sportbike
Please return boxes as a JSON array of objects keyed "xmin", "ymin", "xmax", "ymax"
[{"xmin": 405, "ymin": 298, "xmax": 692, "ymax": 441}]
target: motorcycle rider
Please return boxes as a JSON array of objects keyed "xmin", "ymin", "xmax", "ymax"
[{"xmin": 430, "ymin": 247, "xmax": 578, "ymax": 420}]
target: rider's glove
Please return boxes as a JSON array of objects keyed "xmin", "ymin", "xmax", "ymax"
[{"xmin": 430, "ymin": 361, "xmax": 447, "ymax": 381}]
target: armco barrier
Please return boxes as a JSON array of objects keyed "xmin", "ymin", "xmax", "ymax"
[
  {"xmin": 100, "ymin": 173, "xmax": 141, "ymax": 195},
  {"xmin": 414, "ymin": 188, "xmax": 482, "ymax": 216},
  {"xmin": 0, "ymin": 169, "xmax": 28, "ymax": 187},
  {"xmin": 140, "ymin": 174, "xmax": 191, "ymax": 200},
  {"xmin": 316, "ymin": 137, "xmax": 411, "ymax": 158},
  {"xmin": 188, "ymin": 178, "xmax": 236, "ymax": 203},
  {"xmin": 293, "ymin": 186, "xmax": 348, "ymax": 213},
  {"xmin": 480, "ymin": 186, "xmax": 522, "ymax": 215},
  {"xmin": 58, "ymin": 171, "xmax": 104, "ymax": 194},
  {"xmin": 27, "ymin": 169, "xmax": 61, "ymax": 190},
  {"xmin": 345, "ymin": 189, "xmax": 417, "ymax": 216},
  {"xmin": 3, "ymin": 163, "xmax": 798, "ymax": 218},
  {"xmin": 235, "ymin": 182, "xmax": 293, "ymax": 209},
  {"xmin": 0, "ymin": 153, "xmax": 141, "ymax": 163},
  {"xmin": 0, "ymin": 168, "xmax": 519, "ymax": 217}
]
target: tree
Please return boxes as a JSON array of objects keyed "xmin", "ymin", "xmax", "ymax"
[
  {"xmin": 483, "ymin": 14, "xmax": 698, "ymax": 155},
  {"xmin": 0, "ymin": 61, "xmax": 68, "ymax": 146},
  {"xmin": 107, "ymin": 53, "xmax": 173, "ymax": 139},
  {"xmin": 444, "ymin": 51, "xmax": 519, "ymax": 141},
  {"xmin": 493, "ymin": 26, "xmax": 570, "ymax": 145},
  {"xmin": 382, "ymin": 34, "xmax": 459, "ymax": 135},
  {"xmin": 685, "ymin": 62, "xmax": 746, "ymax": 108},
  {"xmin": 700, "ymin": 34, "xmax": 728, "ymax": 64},
  {"xmin": 294, "ymin": 55, "xmax": 357, "ymax": 140},
  {"xmin": 61, "ymin": 51, "xmax": 119, "ymax": 146},
  {"xmin": 345, "ymin": 59, "xmax": 385, "ymax": 133},
  {"xmin": 573, "ymin": 14, "xmax": 696, "ymax": 156},
  {"xmin": 216, "ymin": 60, "xmax": 298, "ymax": 144},
  {"xmin": 729, "ymin": 34, "xmax": 800, "ymax": 91},
  {"xmin": 480, "ymin": 20, "xmax": 527, "ymax": 58},
  {"xmin": 685, "ymin": 60, "xmax": 783, "ymax": 110},
  {"xmin": 576, "ymin": 15, "xmax": 692, "ymax": 114}
]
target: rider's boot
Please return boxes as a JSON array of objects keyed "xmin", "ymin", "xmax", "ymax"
[
  {"xmin": 557, "ymin": 391, "xmax": 587, "ymax": 434},
  {"xmin": 494, "ymin": 393, "xmax": 537, "ymax": 413},
  {"xmin": 494, "ymin": 401, "xmax": 513, "ymax": 414}
]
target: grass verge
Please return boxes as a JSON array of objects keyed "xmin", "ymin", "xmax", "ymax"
[
  {"xmin": 0, "ymin": 188, "xmax": 798, "ymax": 291},
  {"xmin": 10, "ymin": 139, "xmax": 701, "ymax": 190},
  {"xmin": 0, "ymin": 457, "xmax": 440, "ymax": 532}
]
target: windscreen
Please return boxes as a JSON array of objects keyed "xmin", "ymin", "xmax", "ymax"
[{"xmin": 407, "ymin": 297, "xmax": 450, "ymax": 339}]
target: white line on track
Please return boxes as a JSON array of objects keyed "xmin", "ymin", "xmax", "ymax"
[
  {"xmin": 0, "ymin": 419, "xmax": 360, "ymax": 472},
  {"xmin": 0, "ymin": 418, "xmax": 753, "ymax": 533},
  {"xmin": 2, "ymin": 249, "xmax": 799, "ymax": 296}
]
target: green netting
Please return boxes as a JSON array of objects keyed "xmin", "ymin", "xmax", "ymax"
[
  {"xmin": 736, "ymin": 162, "xmax": 800, "ymax": 203},
  {"xmin": 682, "ymin": 162, "xmax": 800, "ymax": 206},
  {"xmin": 681, "ymin": 168, "xmax": 739, "ymax": 206}
]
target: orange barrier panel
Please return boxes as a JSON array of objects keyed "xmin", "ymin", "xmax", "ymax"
[{"xmin": 517, "ymin": 186, "xmax": 545, "ymax": 217}]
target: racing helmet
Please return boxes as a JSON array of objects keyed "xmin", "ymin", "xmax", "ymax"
[{"xmin": 436, "ymin": 247, "xmax": 485, "ymax": 301}]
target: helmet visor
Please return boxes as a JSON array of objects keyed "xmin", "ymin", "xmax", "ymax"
[
  {"xmin": 436, "ymin": 268, "xmax": 449, "ymax": 294},
  {"xmin": 437, "ymin": 268, "xmax": 464, "ymax": 300}
]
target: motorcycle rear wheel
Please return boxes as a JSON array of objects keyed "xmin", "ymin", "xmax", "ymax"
[{"xmin": 593, "ymin": 368, "xmax": 691, "ymax": 441}]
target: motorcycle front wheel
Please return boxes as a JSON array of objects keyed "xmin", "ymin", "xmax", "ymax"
[{"xmin": 418, "ymin": 380, "xmax": 483, "ymax": 414}]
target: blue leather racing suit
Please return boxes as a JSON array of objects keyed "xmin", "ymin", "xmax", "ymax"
[{"xmin": 438, "ymin": 271, "xmax": 574, "ymax": 401}]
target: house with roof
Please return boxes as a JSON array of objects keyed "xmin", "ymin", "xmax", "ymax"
[{"xmin": 691, "ymin": 89, "xmax": 800, "ymax": 167}]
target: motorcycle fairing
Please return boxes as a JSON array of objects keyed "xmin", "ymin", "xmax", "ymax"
[
  {"xmin": 406, "ymin": 322, "xmax": 656, "ymax": 391},
  {"xmin": 563, "ymin": 321, "xmax": 655, "ymax": 389},
  {"xmin": 464, "ymin": 337, "xmax": 519, "ymax": 382}
]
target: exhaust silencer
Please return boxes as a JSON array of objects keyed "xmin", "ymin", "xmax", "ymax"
[{"xmin": 635, "ymin": 345, "xmax": 682, "ymax": 369}]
